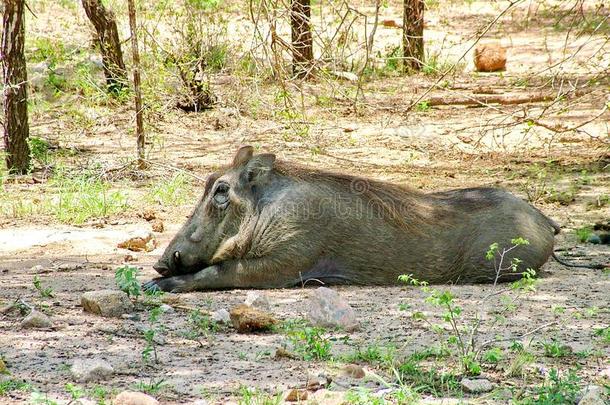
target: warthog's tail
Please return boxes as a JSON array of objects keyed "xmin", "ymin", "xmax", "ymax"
[{"xmin": 552, "ymin": 252, "xmax": 608, "ymax": 270}]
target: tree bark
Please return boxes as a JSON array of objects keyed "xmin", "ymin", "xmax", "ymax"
[
  {"xmin": 81, "ymin": 0, "xmax": 127, "ymax": 92},
  {"xmin": 2, "ymin": 0, "xmax": 30, "ymax": 173},
  {"xmin": 291, "ymin": 0, "xmax": 313, "ymax": 79},
  {"xmin": 127, "ymin": 0, "xmax": 145, "ymax": 168},
  {"xmin": 402, "ymin": 0, "xmax": 424, "ymax": 71}
]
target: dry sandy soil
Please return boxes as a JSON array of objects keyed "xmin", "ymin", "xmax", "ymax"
[{"xmin": 1, "ymin": 0, "xmax": 609, "ymax": 404}]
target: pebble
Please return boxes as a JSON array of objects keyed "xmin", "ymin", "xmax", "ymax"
[
  {"xmin": 113, "ymin": 391, "xmax": 159, "ymax": 405},
  {"xmin": 21, "ymin": 311, "xmax": 51, "ymax": 329},
  {"xmin": 307, "ymin": 287, "xmax": 359, "ymax": 331},
  {"xmin": 211, "ymin": 308, "xmax": 231, "ymax": 324},
  {"xmin": 461, "ymin": 378, "xmax": 494, "ymax": 393},
  {"xmin": 81, "ymin": 290, "xmax": 133, "ymax": 318},
  {"xmin": 244, "ymin": 291, "xmax": 271, "ymax": 311},
  {"xmin": 70, "ymin": 358, "xmax": 113, "ymax": 382}
]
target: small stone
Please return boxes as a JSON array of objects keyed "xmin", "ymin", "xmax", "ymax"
[
  {"xmin": 124, "ymin": 254, "xmax": 137, "ymax": 262},
  {"xmin": 30, "ymin": 265, "xmax": 48, "ymax": 274},
  {"xmin": 341, "ymin": 364, "xmax": 365, "ymax": 379},
  {"xmin": 81, "ymin": 290, "xmax": 133, "ymax": 318},
  {"xmin": 474, "ymin": 43, "xmax": 507, "ymax": 72},
  {"xmin": 56, "ymin": 262, "xmax": 83, "ymax": 272},
  {"xmin": 151, "ymin": 220, "xmax": 164, "ymax": 233},
  {"xmin": 21, "ymin": 311, "xmax": 51, "ymax": 329},
  {"xmin": 285, "ymin": 389, "xmax": 308, "ymax": 402},
  {"xmin": 307, "ymin": 287, "xmax": 358, "ymax": 331},
  {"xmin": 0, "ymin": 358, "xmax": 8, "ymax": 374},
  {"xmin": 117, "ymin": 231, "xmax": 156, "ymax": 252},
  {"xmin": 70, "ymin": 358, "xmax": 113, "ymax": 382},
  {"xmin": 244, "ymin": 291, "xmax": 271, "ymax": 311},
  {"xmin": 113, "ymin": 391, "xmax": 159, "ymax": 405},
  {"xmin": 140, "ymin": 209, "xmax": 157, "ymax": 221},
  {"xmin": 308, "ymin": 389, "xmax": 344, "ymax": 405},
  {"xmin": 306, "ymin": 371, "xmax": 331, "ymax": 390},
  {"xmin": 275, "ymin": 347, "xmax": 298, "ymax": 360},
  {"xmin": 229, "ymin": 304, "xmax": 277, "ymax": 333},
  {"xmin": 159, "ymin": 304, "xmax": 174, "ymax": 314},
  {"xmin": 461, "ymin": 378, "xmax": 494, "ymax": 393},
  {"xmin": 211, "ymin": 308, "xmax": 231, "ymax": 324},
  {"xmin": 578, "ymin": 385, "xmax": 605, "ymax": 405},
  {"xmin": 599, "ymin": 366, "xmax": 610, "ymax": 378},
  {"xmin": 30, "ymin": 61, "xmax": 50, "ymax": 74}
]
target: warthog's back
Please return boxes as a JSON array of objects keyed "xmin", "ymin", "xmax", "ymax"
[{"xmin": 149, "ymin": 147, "xmax": 559, "ymax": 292}]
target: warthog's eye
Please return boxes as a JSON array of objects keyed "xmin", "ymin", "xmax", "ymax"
[{"xmin": 213, "ymin": 182, "xmax": 230, "ymax": 208}]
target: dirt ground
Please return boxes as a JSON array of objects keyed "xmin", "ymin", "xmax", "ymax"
[{"xmin": 1, "ymin": 0, "xmax": 609, "ymax": 404}]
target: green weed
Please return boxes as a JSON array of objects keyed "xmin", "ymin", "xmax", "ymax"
[
  {"xmin": 515, "ymin": 369, "xmax": 581, "ymax": 405},
  {"xmin": 183, "ymin": 309, "xmax": 220, "ymax": 346},
  {"xmin": 131, "ymin": 378, "xmax": 167, "ymax": 396},
  {"xmin": 33, "ymin": 276, "xmax": 54, "ymax": 298},
  {"xmin": 115, "ymin": 265, "xmax": 141, "ymax": 299},
  {"xmin": 146, "ymin": 173, "xmax": 192, "ymax": 206},
  {"xmin": 0, "ymin": 379, "xmax": 31, "ymax": 396},
  {"xmin": 236, "ymin": 386, "xmax": 282, "ymax": 405},
  {"xmin": 575, "ymin": 226, "xmax": 593, "ymax": 243}
]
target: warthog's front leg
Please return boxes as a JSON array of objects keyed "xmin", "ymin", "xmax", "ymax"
[{"xmin": 143, "ymin": 265, "xmax": 226, "ymax": 293}]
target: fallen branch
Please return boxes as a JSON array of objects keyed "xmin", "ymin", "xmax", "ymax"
[{"xmin": 423, "ymin": 89, "xmax": 589, "ymax": 107}]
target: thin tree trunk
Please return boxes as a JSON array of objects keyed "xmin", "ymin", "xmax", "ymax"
[
  {"xmin": 82, "ymin": 0, "xmax": 127, "ymax": 92},
  {"xmin": 2, "ymin": 0, "xmax": 30, "ymax": 173},
  {"xmin": 127, "ymin": 0, "xmax": 145, "ymax": 168},
  {"xmin": 291, "ymin": 0, "xmax": 313, "ymax": 79},
  {"xmin": 403, "ymin": 0, "xmax": 424, "ymax": 72}
]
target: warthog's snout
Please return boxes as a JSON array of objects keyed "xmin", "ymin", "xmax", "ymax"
[{"xmin": 153, "ymin": 250, "xmax": 181, "ymax": 276}]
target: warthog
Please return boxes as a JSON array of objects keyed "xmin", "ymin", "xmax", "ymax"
[{"xmin": 146, "ymin": 145, "xmax": 560, "ymax": 292}]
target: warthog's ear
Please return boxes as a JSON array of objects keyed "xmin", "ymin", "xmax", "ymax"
[
  {"xmin": 233, "ymin": 145, "xmax": 254, "ymax": 167},
  {"xmin": 244, "ymin": 153, "xmax": 276, "ymax": 184}
]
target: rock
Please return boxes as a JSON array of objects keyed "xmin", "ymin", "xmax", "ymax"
[
  {"xmin": 88, "ymin": 55, "xmax": 104, "ymax": 71},
  {"xmin": 56, "ymin": 262, "xmax": 83, "ymax": 272},
  {"xmin": 81, "ymin": 290, "xmax": 133, "ymax": 318},
  {"xmin": 159, "ymin": 304, "xmax": 174, "ymax": 314},
  {"xmin": 599, "ymin": 366, "xmax": 610, "ymax": 378},
  {"xmin": 306, "ymin": 371, "xmax": 331, "ymax": 390},
  {"xmin": 307, "ymin": 287, "xmax": 358, "ymax": 331},
  {"xmin": 70, "ymin": 358, "xmax": 113, "ymax": 382},
  {"xmin": 117, "ymin": 231, "xmax": 156, "ymax": 252},
  {"xmin": 341, "ymin": 364, "xmax": 365, "ymax": 378},
  {"xmin": 474, "ymin": 43, "xmax": 506, "ymax": 72},
  {"xmin": 113, "ymin": 391, "xmax": 159, "ymax": 405},
  {"xmin": 139, "ymin": 209, "xmax": 157, "ymax": 221},
  {"xmin": 244, "ymin": 291, "xmax": 270, "ymax": 311},
  {"xmin": 211, "ymin": 308, "xmax": 231, "ymax": 324},
  {"xmin": 21, "ymin": 311, "xmax": 51, "ymax": 329},
  {"xmin": 229, "ymin": 304, "xmax": 277, "ymax": 333},
  {"xmin": 578, "ymin": 385, "xmax": 605, "ymax": 405},
  {"xmin": 308, "ymin": 389, "xmax": 344, "ymax": 405},
  {"xmin": 285, "ymin": 389, "xmax": 308, "ymax": 402},
  {"xmin": 30, "ymin": 265, "xmax": 49, "ymax": 274},
  {"xmin": 151, "ymin": 219, "xmax": 164, "ymax": 233},
  {"xmin": 275, "ymin": 347, "xmax": 298, "ymax": 359},
  {"xmin": 461, "ymin": 378, "xmax": 493, "ymax": 393}
]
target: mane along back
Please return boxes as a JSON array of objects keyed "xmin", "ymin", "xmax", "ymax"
[{"xmin": 273, "ymin": 161, "xmax": 443, "ymax": 232}]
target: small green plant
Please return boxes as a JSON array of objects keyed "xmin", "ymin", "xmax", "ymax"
[
  {"xmin": 131, "ymin": 378, "xmax": 167, "ymax": 396},
  {"xmin": 593, "ymin": 326, "xmax": 610, "ymax": 345},
  {"xmin": 33, "ymin": 276, "xmax": 54, "ymax": 298},
  {"xmin": 114, "ymin": 265, "xmax": 141, "ymax": 299},
  {"xmin": 541, "ymin": 339, "xmax": 571, "ymax": 358},
  {"xmin": 0, "ymin": 379, "xmax": 31, "ymax": 396},
  {"xmin": 575, "ymin": 226, "xmax": 593, "ymax": 243},
  {"xmin": 27, "ymin": 137, "xmax": 51, "ymax": 166},
  {"xmin": 142, "ymin": 305, "xmax": 167, "ymax": 363},
  {"xmin": 64, "ymin": 383, "xmax": 84, "ymax": 401},
  {"xmin": 183, "ymin": 309, "xmax": 220, "ymax": 346},
  {"xmin": 482, "ymin": 347, "xmax": 503, "ymax": 363},
  {"xmin": 515, "ymin": 369, "xmax": 581, "ymax": 405},
  {"xmin": 283, "ymin": 322, "xmax": 332, "ymax": 361},
  {"xmin": 415, "ymin": 101, "xmax": 430, "ymax": 112},
  {"xmin": 236, "ymin": 386, "xmax": 282, "ymax": 405},
  {"xmin": 146, "ymin": 173, "xmax": 192, "ymax": 206}
]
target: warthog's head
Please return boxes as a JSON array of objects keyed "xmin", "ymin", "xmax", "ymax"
[{"xmin": 153, "ymin": 146, "xmax": 276, "ymax": 277}]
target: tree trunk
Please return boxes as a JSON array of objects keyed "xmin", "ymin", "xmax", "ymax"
[
  {"xmin": 127, "ymin": 0, "xmax": 145, "ymax": 168},
  {"xmin": 81, "ymin": 0, "xmax": 127, "ymax": 92},
  {"xmin": 291, "ymin": 0, "xmax": 313, "ymax": 79},
  {"xmin": 402, "ymin": 0, "xmax": 424, "ymax": 71},
  {"xmin": 2, "ymin": 0, "xmax": 30, "ymax": 174}
]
